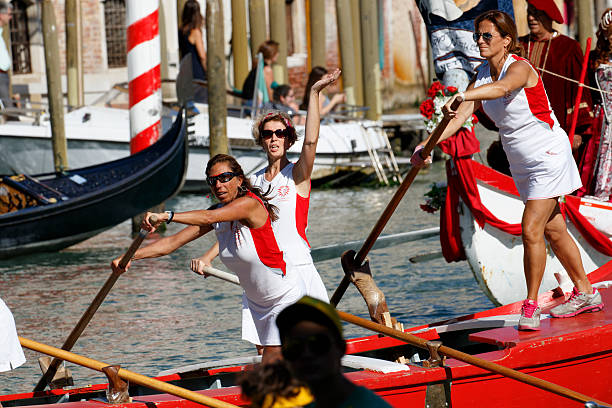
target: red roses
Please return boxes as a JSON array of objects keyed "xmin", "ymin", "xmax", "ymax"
[{"xmin": 419, "ymin": 98, "xmax": 434, "ymax": 119}]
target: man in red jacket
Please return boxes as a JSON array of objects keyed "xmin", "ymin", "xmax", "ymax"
[{"xmin": 519, "ymin": 0, "xmax": 593, "ymax": 152}]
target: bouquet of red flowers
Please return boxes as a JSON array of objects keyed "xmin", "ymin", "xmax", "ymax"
[{"xmin": 419, "ymin": 81, "xmax": 474, "ymax": 133}]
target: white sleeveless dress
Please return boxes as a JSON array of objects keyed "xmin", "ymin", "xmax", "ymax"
[
  {"xmin": 250, "ymin": 163, "xmax": 328, "ymax": 301},
  {"xmin": 213, "ymin": 192, "xmax": 304, "ymax": 346},
  {"xmin": 1, "ymin": 297, "xmax": 26, "ymax": 372},
  {"xmin": 474, "ymin": 54, "xmax": 582, "ymax": 202}
]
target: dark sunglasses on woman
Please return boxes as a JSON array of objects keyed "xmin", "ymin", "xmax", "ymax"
[
  {"xmin": 473, "ymin": 32, "xmax": 495, "ymax": 42},
  {"xmin": 261, "ymin": 128, "xmax": 288, "ymax": 139},
  {"xmin": 207, "ymin": 171, "xmax": 239, "ymax": 186},
  {"xmin": 281, "ymin": 333, "xmax": 333, "ymax": 361}
]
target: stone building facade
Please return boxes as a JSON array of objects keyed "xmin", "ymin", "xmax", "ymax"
[{"xmin": 6, "ymin": 0, "xmax": 430, "ymax": 110}]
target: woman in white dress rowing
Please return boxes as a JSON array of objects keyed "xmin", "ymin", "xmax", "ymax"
[
  {"xmin": 193, "ymin": 72, "xmax": 342, "ymax": 299},
  {"xmin": 411, "ymin": 10, "xmax": 603, "ymax": 330},
  {"xmin": 191, "ymin": 70, "xmax": 341, "ymax": 355},
  {"xmin": 112, "ymin": 154, "xmax": 304, "ymax": 363}
]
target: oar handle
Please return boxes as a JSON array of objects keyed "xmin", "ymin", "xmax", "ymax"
[
  {"xmin": 33, "ymin": 216, "xmax": 156, "ymax": 392},
  {"xmin": 21, "ymin": 337, "xmax": 240, "ymax": 408},
  {"xmin": 330, "ymin": 97, "xmax": 463, "ymax": 307},
  {"xmin": 118, "ymin": 214, "xmax": 158, "ymax": 269},
  {"xmin": 202, "ymin": 265, "xmax": 241, "ymax": 286},
  {"xmin": 336, "ymin": 310, "xmax": 609, "ymax": 406}
]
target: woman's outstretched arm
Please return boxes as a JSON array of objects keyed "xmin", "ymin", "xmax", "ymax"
[
  {"xmin": 293, "ymin": 69, "xmax": 342, "ymax": 192},
  {"xmin": 111, "ymin": 225, "xmax": 211, "ymax": 274}
]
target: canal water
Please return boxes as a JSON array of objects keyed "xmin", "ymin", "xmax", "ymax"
[{"xmin": 0, "ymin": 160, "xmax": 493, "ymax": 395}]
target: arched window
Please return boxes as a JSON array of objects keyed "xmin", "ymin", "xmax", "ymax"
[
  {"xmin": 103, "ymin": 0, "xmax": 126, "ymax": 67},
  {"xmin": 9, "ymin": 0, "xmax": 31, "ymax": 74}
]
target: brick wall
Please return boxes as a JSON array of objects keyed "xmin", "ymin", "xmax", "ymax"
[{"xmin": 48, "ymin": 0, "xmax": 106, "ymax": 75}]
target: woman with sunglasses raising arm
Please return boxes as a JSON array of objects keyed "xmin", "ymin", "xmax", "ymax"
[
  {"xmin": 191, "ymin": 70, "xmax": 340, "ymax": 355},
  {"xmin": 411, "ymin": 10, "xmax": 603, "ymax": 331},
  {"xmin": 111, "ymin": 154, "xmax": 306, "ymax": 364}
]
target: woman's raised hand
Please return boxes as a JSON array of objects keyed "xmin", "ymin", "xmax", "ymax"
[{"xmin": 311, "ymin": 68, "xmax": 342, "ymax": 93}]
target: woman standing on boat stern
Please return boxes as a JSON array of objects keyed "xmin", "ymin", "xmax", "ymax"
[
  {"xmin": 411, "ymin": 10, "xmax": 603, "ymax": 331},
  {"xmin": 112, "ymin": 154, "xmax": 304, "ymax": 363}
]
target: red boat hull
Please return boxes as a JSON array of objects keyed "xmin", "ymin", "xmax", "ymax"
[{"xmin": 3, "ymin": 262, "xmax": 612, "ymax": 407}]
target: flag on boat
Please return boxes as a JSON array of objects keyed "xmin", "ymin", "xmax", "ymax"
[
  {"xmin": 416, "ymin": 0, "xmax": 515, "ymax": 79},
  {"xmin": 254, "ymin": 53, "xmax": 269, "ymax": 105}
]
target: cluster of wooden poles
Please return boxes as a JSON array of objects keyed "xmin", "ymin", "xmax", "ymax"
[{"xmin": 20, "ymin": 102, "xmax": 608, "ymax": 406}]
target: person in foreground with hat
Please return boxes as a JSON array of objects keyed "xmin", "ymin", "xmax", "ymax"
[
  {"xmin": 276, "ymin": 296, "xmax": 391, "ymax": 407},
  {"xmin": 518, "ymin": 0, "xmax": 594, "ymax": 155}
]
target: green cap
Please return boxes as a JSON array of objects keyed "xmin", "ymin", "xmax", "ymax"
[{"xmin": 276, "ymin": 296, "xmax": 343, "ymax": 342}]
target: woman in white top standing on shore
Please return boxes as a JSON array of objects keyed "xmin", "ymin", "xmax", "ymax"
[{"xmin": 411, "ymin": 10, "xmax": 603, "ymax": 331}]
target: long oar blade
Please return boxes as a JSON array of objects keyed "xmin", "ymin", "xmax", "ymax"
[
  {"xmin": 330, "ymin": 97, "xmax": 463, "ymax": 307},
  {"xmin": 336, "ymin": 310, "xmax": 609, "ymax": 406},
  {"xmin": 21, "ymin": 337, "xmax": 239, "ymax": 408},
  {"xmin": 33, "ymin": 219, "xmax": 156, "ymax": 391}
]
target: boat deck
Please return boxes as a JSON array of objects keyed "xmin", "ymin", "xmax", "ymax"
[{"xmin": 470, "ymin": 285, "xmax": 612, "ymax": 348}]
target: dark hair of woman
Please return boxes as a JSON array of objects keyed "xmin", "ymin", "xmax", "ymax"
[
  {"xmin": 205, "ymin": 154, "xmax": 278, "ymax": 222},
  {"xmin": 257, "ymin": 40, "xmax": 280, "ymax": 62},
  {"xmin": 591, "ymin": 9, "xmax": 612, "ymax": 71},
  {"xmin": 180, "ymin": 0, "xmax": 204, "ymax": 36},
  {"xmin": 252, "ymin": 110, "xmax": 298, "ymax": 146},
  {"xmin": 273, "ymin": 84, "xmax": 291, "ymax": 102},
  {"xmin": 299, "ymin": 66, "xmax": 328, "ymax": 110},
  {"xmin": 238, "ymin": 361, "xmax": 306, "ymax": 408},
  {"xmin": 474, "ymin": 10, "xmax": 524, "ymax": 57}
]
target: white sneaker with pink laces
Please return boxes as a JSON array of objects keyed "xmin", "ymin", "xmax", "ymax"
[
  {"xmin": 550, "ymin": 287, "xmax": 604, "ymax": 318},
  {"xmin": 518, "ymin": 299, "xmax": 540, "ymax": 331}
]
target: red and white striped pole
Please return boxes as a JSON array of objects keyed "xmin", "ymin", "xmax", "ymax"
[{"xmin": 127, "ymin": 0, "xmax": 161, "ymax": 154}]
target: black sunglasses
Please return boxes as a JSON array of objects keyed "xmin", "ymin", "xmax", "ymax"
[
  {"xmin": 206, "ymin": 171, "xmax": 239, "ymax": 186},
  {"xmin": 261, "ymin": 128, "xmax": 288, "ymax": 139},
  {"xmin": 281, "ymin": 333, "xmax": 332, "ymax": 361},
  {"xmin": 473, "ymin": 32, "xmax": 495, "ymax": 42}
]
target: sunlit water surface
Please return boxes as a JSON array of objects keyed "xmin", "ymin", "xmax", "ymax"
[{"xmin": 0, "ymin": 161, "xmax": 492, "ymax": 394}]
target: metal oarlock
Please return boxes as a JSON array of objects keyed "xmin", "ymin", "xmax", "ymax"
[
  {"xmin": 423, "ymin": 340, "xmax": 445, "ymax": 368},
  {"xmin": 102, "ymin": 365, "xmax": 131, "ymax": 404}
]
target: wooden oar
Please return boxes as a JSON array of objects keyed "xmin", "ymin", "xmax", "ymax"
[
  {"xmin": 310, "ymin": 227, "xmax": 440, "ymax": 263},
  {"xmin": 408, "ymin": 250, "xmax": 443, "ymax": 263},
  {"xmin": 201, "ymin": 265, "xmax": 241, "ymax": 286},
  {"xmin": 337, "ymin": 310, "xmax": 609, "ymax": 406},
  {"xmin": 33, "ymin": 216, "xmax": 157, "ymax": 391},
  {"xmin": 330, "ymin": 97, "xmax": 463, "ymax": 306},
  {"xmin": 21, "ymin": 337, "xmax": 239, "ymax": 408},
  {"xmin": 567, "ymin": 37, "xmax": 591, "ymax": 147}
]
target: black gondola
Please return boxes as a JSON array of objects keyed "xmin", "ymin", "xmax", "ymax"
[{"xmin": 0, "ymin": 110, "xmax": 188, "ymax": 259}]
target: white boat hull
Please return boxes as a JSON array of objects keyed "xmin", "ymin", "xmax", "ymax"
[
  {"xmin": 458, "ymin": 165, "xmax": 612, "ymax": 306},
  {"xmin": 0, "ymin": 106, "xmax": 390, "ymax": 191}
]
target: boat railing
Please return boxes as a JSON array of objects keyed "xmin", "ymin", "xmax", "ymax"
[{"xmin": 0, "ymin": 103, "xmax": 47, "ymax": 125}]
